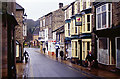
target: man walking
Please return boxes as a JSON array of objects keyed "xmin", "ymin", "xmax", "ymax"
[
  {"xmin": 24, "ymin": 50, "xmax": 29, "ymax": 63},
  {"xmin": 60, "ymin": 47, "xmax": 64, "ymax": 60},
  {"xmin": 86, "ymin": 51, "xmax": 94, "ymax": 70}
]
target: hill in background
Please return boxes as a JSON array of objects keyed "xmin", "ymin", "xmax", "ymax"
[{"xmin": 26, "ymin": 19, "xmax": 40, "ymax": 42}]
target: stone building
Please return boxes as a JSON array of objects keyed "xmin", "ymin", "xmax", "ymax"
[
  {"xmin": 15, "ymin": 3, "xmax": 25, "ymax": 62},
  {"xmin": 32, "ymin": 27, "xmax": 40, "ymax": 47},
  {"xmin": 39, "ymin": 16, "xmax": 46, "ymax": 54},
  {"xmin": 1, "ymin": 2, "xmax": 18, "ymax": 78},
  {"xmin": 39, "ymin": 3, "xmax": 67, "ymax": 56},
  {"xmin": 92, "ymin": 1, "xmax": 120, "ymax": 70},
  {"xmin": 63, "ymin": 0, "xmax": 93, "ymax": 65},
  {"xmin": 51, "ymin": 3, "xmax": 68, "ymax": 57}
]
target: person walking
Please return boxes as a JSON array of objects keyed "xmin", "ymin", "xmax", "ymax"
[
  {"xmin": 43, "ymin": 47, "xmax": 46, "ymax": 54},
  {"xmin": 56, "ymin": 47, "xmax": 59, "ymax": 60},
  {"xmin": 24, "ymin": 50, "xmax": 29, "ymax": 63},
  {"xmin": 64, "ymin": 49, "xmax": 68, "ymax": 60},
  {"xmin": 60, "ymin": 47, "xmax": 64, "ymax": 60},
  {"xmin": 86, "ymin": 51, "xmax": 95, "ymax": 70}
]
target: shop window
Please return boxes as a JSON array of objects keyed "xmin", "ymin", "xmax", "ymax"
[
  {"xmin": 98, "ymin": 38, "xmax": 109, "ymax": 65},
  {"xmin": 116, "ymin": 37, "xmax": 120, "ymax": 69}
]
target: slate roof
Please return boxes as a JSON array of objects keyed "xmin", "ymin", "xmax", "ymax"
[{"xmin": 16, "ymin": 3, "xmax": 24, "ymax": 11}]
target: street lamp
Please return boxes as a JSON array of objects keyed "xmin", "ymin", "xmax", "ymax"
[{"xmin": 24, "ymin": 13, "xmax": 27, "ymax": 21}]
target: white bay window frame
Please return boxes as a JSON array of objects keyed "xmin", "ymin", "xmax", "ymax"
[
  {"xmin": 116, "ymin": 37, "xmax": 120, "ymax": 69},
  {"xmin": 97, "ymin": 37, "xmax": 109, "ymax": 65},
  {"xmin": 96, "ymin": 3, "xmax": 112, "ymax": 30}
]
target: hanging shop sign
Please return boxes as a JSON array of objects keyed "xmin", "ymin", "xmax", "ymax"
[{"xmin": 75, "ymin": 14, "xmax": 82, "ymax": 26}]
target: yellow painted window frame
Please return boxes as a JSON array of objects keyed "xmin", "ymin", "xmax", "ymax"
[
  {"xmin": 82, "ymin": 39, "xmax": 92, "ymax": 60},
  {"xmin": 71, "ymin": 40, "xmax": 79, "ymax": 58}
]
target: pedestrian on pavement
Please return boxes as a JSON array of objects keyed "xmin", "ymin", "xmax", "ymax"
[
  {"xmin": 60, "ymin": 47, "xmax": 64, "ymax": 60},
  {"xmin": 85, "ymin": 51, "xmax": 95, "ymax": 70},
  {"xmin": 24, "ymin": 50, "xmax": 29, "ymax": 63},
  {"xmin": 56, "ymin": 46, "xmax": 59, "ymax": 60},
  {"xmin": 64, "ymin": 49, "xmax": 68, "ymax": 60},
  {"xmin": 43, "ymin": 48, "xmax": 46, "ymax": 54}
]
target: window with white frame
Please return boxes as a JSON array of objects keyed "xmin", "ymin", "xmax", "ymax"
[
  {"xmin": 82, "ymin": 15, "xmax": 85, "ymax": 32},
  {"xmin": 73, "ymin": 19, "xmax": 78, "ymax": 34},
  {"xmin": 98, "ymin": 38, "xmax": 109, "ymax": 65},
  {"xmin": 96, "ymin": 3, "xmax": 112, "ymax": 30},
  {"xmin": 86, "ymin": 0, "xmax": 90, "ymax": 9},
  {"xmin": 80, "ymin": 0, "xmax": 83, "ymax": 11},
  {"xmin": 68, "ymin": 23, "xmax": 70, "ymax": 36},
  {"xmin": 116, "ymin": 37, "xmax": 120, "ymax": 69},
  {"xmin": 40, "ymin": 21, "xmax": 42, "ymax": 27},
  {"xmin": 87, "ymin": 15, "xmax": 90, "ymax": 31},
  {"xmin": 43, "ymin": 30, "xmax": 45, "ymax": 37},
  {"xmin": 43, "ymin": 19, "xmax": 45, "ymax": 26}
]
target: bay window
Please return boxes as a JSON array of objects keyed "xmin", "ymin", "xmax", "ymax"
[
  {"xmin": 98, "ymin": 38, "xmax": 109, "ymax": 65},
  {"xmin": 116, "ymin": 37, "xmax": 120, "ymax": 69},
  {"xmin": 96, "ymin": 3, "xmax": 112, "ymax": 30}
]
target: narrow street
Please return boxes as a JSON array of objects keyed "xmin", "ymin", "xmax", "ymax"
[{"xmin": 23, "ymin": 48, "xmax": 97, "ymax": 78}]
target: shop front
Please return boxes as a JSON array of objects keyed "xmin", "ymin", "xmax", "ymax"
[{"xmin": 95, "ymin": 26, "xmax": 120, "ymax": 70}]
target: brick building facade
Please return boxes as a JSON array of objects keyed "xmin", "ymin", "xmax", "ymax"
[
  {"xmin": 15, "ymin": 3, "xmax": 25, "ymax": 62},
  {"xmin": 1, "ymin": 2, "xmax": 18, "ymax": 78}
]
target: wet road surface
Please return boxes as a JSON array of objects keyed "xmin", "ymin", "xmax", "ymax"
[{"xmin": 24, "ymin": 48, "xmax": 99, "ymax": 78}]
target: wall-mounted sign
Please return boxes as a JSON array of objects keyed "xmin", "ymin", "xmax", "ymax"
[{"xmin": 75, "ymin": 14, "xmax": 82, "ymax": 26}]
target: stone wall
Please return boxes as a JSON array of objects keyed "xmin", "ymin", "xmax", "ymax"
[
  {"xmin": 52, "ymin": 8, "xmax": 65, "ymax": 31},
  {"xmin": 15, "ymin": 10, "xmax": 24, "ymax": 62}
]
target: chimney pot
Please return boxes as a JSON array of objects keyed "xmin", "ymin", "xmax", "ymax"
[{"xmin": 59, "ymin": 3, "xmax": 63, "ymax": 8}]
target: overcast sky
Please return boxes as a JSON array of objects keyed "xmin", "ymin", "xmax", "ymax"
[{"xmin": 16, "ymin": 0, "xmax": 75, "ymax": 21}]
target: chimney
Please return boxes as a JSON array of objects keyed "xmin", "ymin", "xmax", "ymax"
[{"xmin": 59, "ymin": 3, "xmax": 63, "ymax": 8}]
